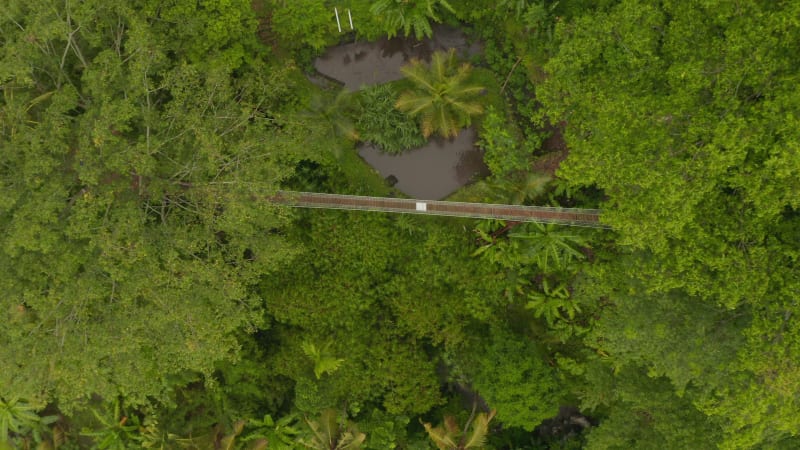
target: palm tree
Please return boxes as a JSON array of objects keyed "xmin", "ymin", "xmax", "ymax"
[
  {"xmin": 396, "ymin": 49, "xmax": 484, "ymax": 139},
  {"xmin": 302, "ymin": 89, "xmax": 361, "ymax": 142},
  {"xmin": 422, "ymin": 407, "xmax": 496, "ymax": 450},
  {"xmin": 486, "ymin": 172, "xmax": 553, "ymax": 205},
  {"xmin": 298, "ymin": 409, "xmax": 365, "ymax": 450}
]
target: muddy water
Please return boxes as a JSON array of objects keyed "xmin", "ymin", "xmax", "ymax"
[
  {"xmin": 358, "ymin": 128, "xmax": 489, "ymax": 200},
  {"xmin": 315, "ymin": 25, "xmax": 487, "ymax": 199},
  {"xmin": 314, "ymin": 25, "xmax": 482, "ymax": 91}
]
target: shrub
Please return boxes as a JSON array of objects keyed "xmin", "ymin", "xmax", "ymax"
[
  {"xmin": 478, "ymin": 106, "xmax": 529, "ymax": 177},
  {"xmin": 467, "ymin": 330, "xmax": 565, "ymax": 431},
  {"xmin": 356, "ymin": 84, "xmax": 426, "ymax": 154}
]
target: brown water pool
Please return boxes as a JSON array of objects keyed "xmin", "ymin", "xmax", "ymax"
[
  {"xmin": 314, "ymin": 25, "xmax": 482, "ymax": 91},
  {"xmin": 358, "ymin": 128, "xmax": 489, "ymax": 200}
]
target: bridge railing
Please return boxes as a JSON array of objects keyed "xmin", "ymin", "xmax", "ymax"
[{"xmin": 272, "ymin": 191, "xmax": 607, "ymax": 228}]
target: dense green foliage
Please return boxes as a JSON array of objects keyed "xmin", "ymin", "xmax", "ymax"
[
  {"xmin": 369, "ymin": 0, "xmax": 456, "ymax": 39},
  {"xmin": 477, "ymin": 106, "xmax": 529, "ymax": 178},
  {"xmin": 2, "ymin": 0, "xmax": 799, "ymax": 449},
  {"xmin": 535, "ymin": 1, "xmax": 800, "ymax": 447},
  {"xmin": 0, "ymin": 0, "xmax": 316, "ymax": 412},
  {"xmin": 356, "ymin": 85, "xmax": 426, "ymax": 154}
]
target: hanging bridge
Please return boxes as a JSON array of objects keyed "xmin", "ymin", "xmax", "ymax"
[{"xmin": 271, "ymin": 191, "xmax": 606, "ymax": 228}]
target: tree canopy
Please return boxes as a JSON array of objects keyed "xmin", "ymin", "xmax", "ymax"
[
  {"xmin": 0, "ymin": 0, "xmax": 317, "ymax": 409},
  {"xmin": 2, "ymin": 0, "xmax": 799, "ymax": 448},
  {"xmin": 537, "ymin": 0, "xmax": 800, "ymax": 447}
]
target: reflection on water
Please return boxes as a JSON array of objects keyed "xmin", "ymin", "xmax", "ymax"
[
  {"xmin": 358, "ymin": 129, "xmax": 489, "ymax": 200},
  {"xmin": 314, "ymin": 25, "xmax": 482, "ymax": 91}
]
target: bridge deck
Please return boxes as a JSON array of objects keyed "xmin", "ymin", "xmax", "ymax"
[{"xmin": 272, "ymin": 191, "xmax": 606, "ymax": 228}]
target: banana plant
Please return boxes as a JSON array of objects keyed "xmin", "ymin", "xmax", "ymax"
[
  {"xmin": 471, "ymin": 222, "xmax": 500, "ymax": 258},
  {"xmin": 369, "ymin": 0, "xmax": 455, "ymax": 39}
]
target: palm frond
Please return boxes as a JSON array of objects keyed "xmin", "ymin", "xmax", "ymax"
[
  {"xmin": 462, "ymin": 410, "xmax": 496, "ymax": 448},
  {"xmin": 447, "ymin": 100, "xmax": 483, "ymax": 117},
  {"xmin": 397, "ymin": 50, "xmax": 485, "ymax": 138},
  {"xmin": 437, "ymin": 0, "xmax": 456, "ymax": 14},
  {"xmin": 446, "ymin": 85, "xmax": 485, "ymax": 98},
  {"xmin": 422, "ymin": 422, "xmax": 458, "ymax": 450},
  {"xmin": 400, "ymin": 61, "xmax": 437, "ymax": 92},
  {"xmin": 396, "ymin": 93, "xmax": 435, "ymax": 116}
]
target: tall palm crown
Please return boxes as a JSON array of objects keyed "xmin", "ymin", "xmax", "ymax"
[
  {"xmin": 423, "ymin": 409, "xmax": 496, "ymax": 450},
  {"xmin": 298, "ymin": 409, "xmax": 365, "ymax": 450},
  {"xmin": 396, "ymin": 49, "xmax": 484, "ymax": 139}
]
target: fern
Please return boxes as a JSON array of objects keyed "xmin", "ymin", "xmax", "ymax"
[
  {"xmin": 526, "ymin": 278, "xmax": 575, "ymax": 325},
  {"xmin": 510, "ymin": 222, "xmax": 587, "ymax": 273}
]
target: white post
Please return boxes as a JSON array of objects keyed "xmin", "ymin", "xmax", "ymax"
[
  {"xmin": 347, "ymin": 9, "xmax": 353, "ymax": 30},
  {"xmin": 334, "ymin": 7, "xmax": 342, "ymax": 33}
]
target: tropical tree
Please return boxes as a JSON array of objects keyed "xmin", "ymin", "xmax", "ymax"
[
  {"xmin": 396, "ymin": 49, "xmax": 484, "ymax": 138},
  {"xmin": 301, "ymin": 88, "xmax": 361, "ymax": 143},
  {"xmin": 269, "ymin": 0, "xmax": 334, "ymax": 51},
  {"xmin": 422, "ymin": 407, "xmax": 496, "ymax": 450},
  {"xmin": 0, "ymin": 0, "xmax": 308, "ymax": 410},
  {"xmin": 477, "ymin": 106, "xmax": 531, "ymax": 178},
  {"xmin": 298, "ymin": 409, "xmax": 365, "ymax": 450},
  {"xmin": 536, "ymin": 2, "xmax": 800, "ymax": 447},
  {"xmin": 370, "ymin": 0, "xmax": 455, "ymax": 39},
  {"xmin": 459, "ymin": 330, "xmax": 567, "ymax": 431},
  {"xmin": 486, "ymin": 172, "xmax": 552, "ymax": 205}
]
